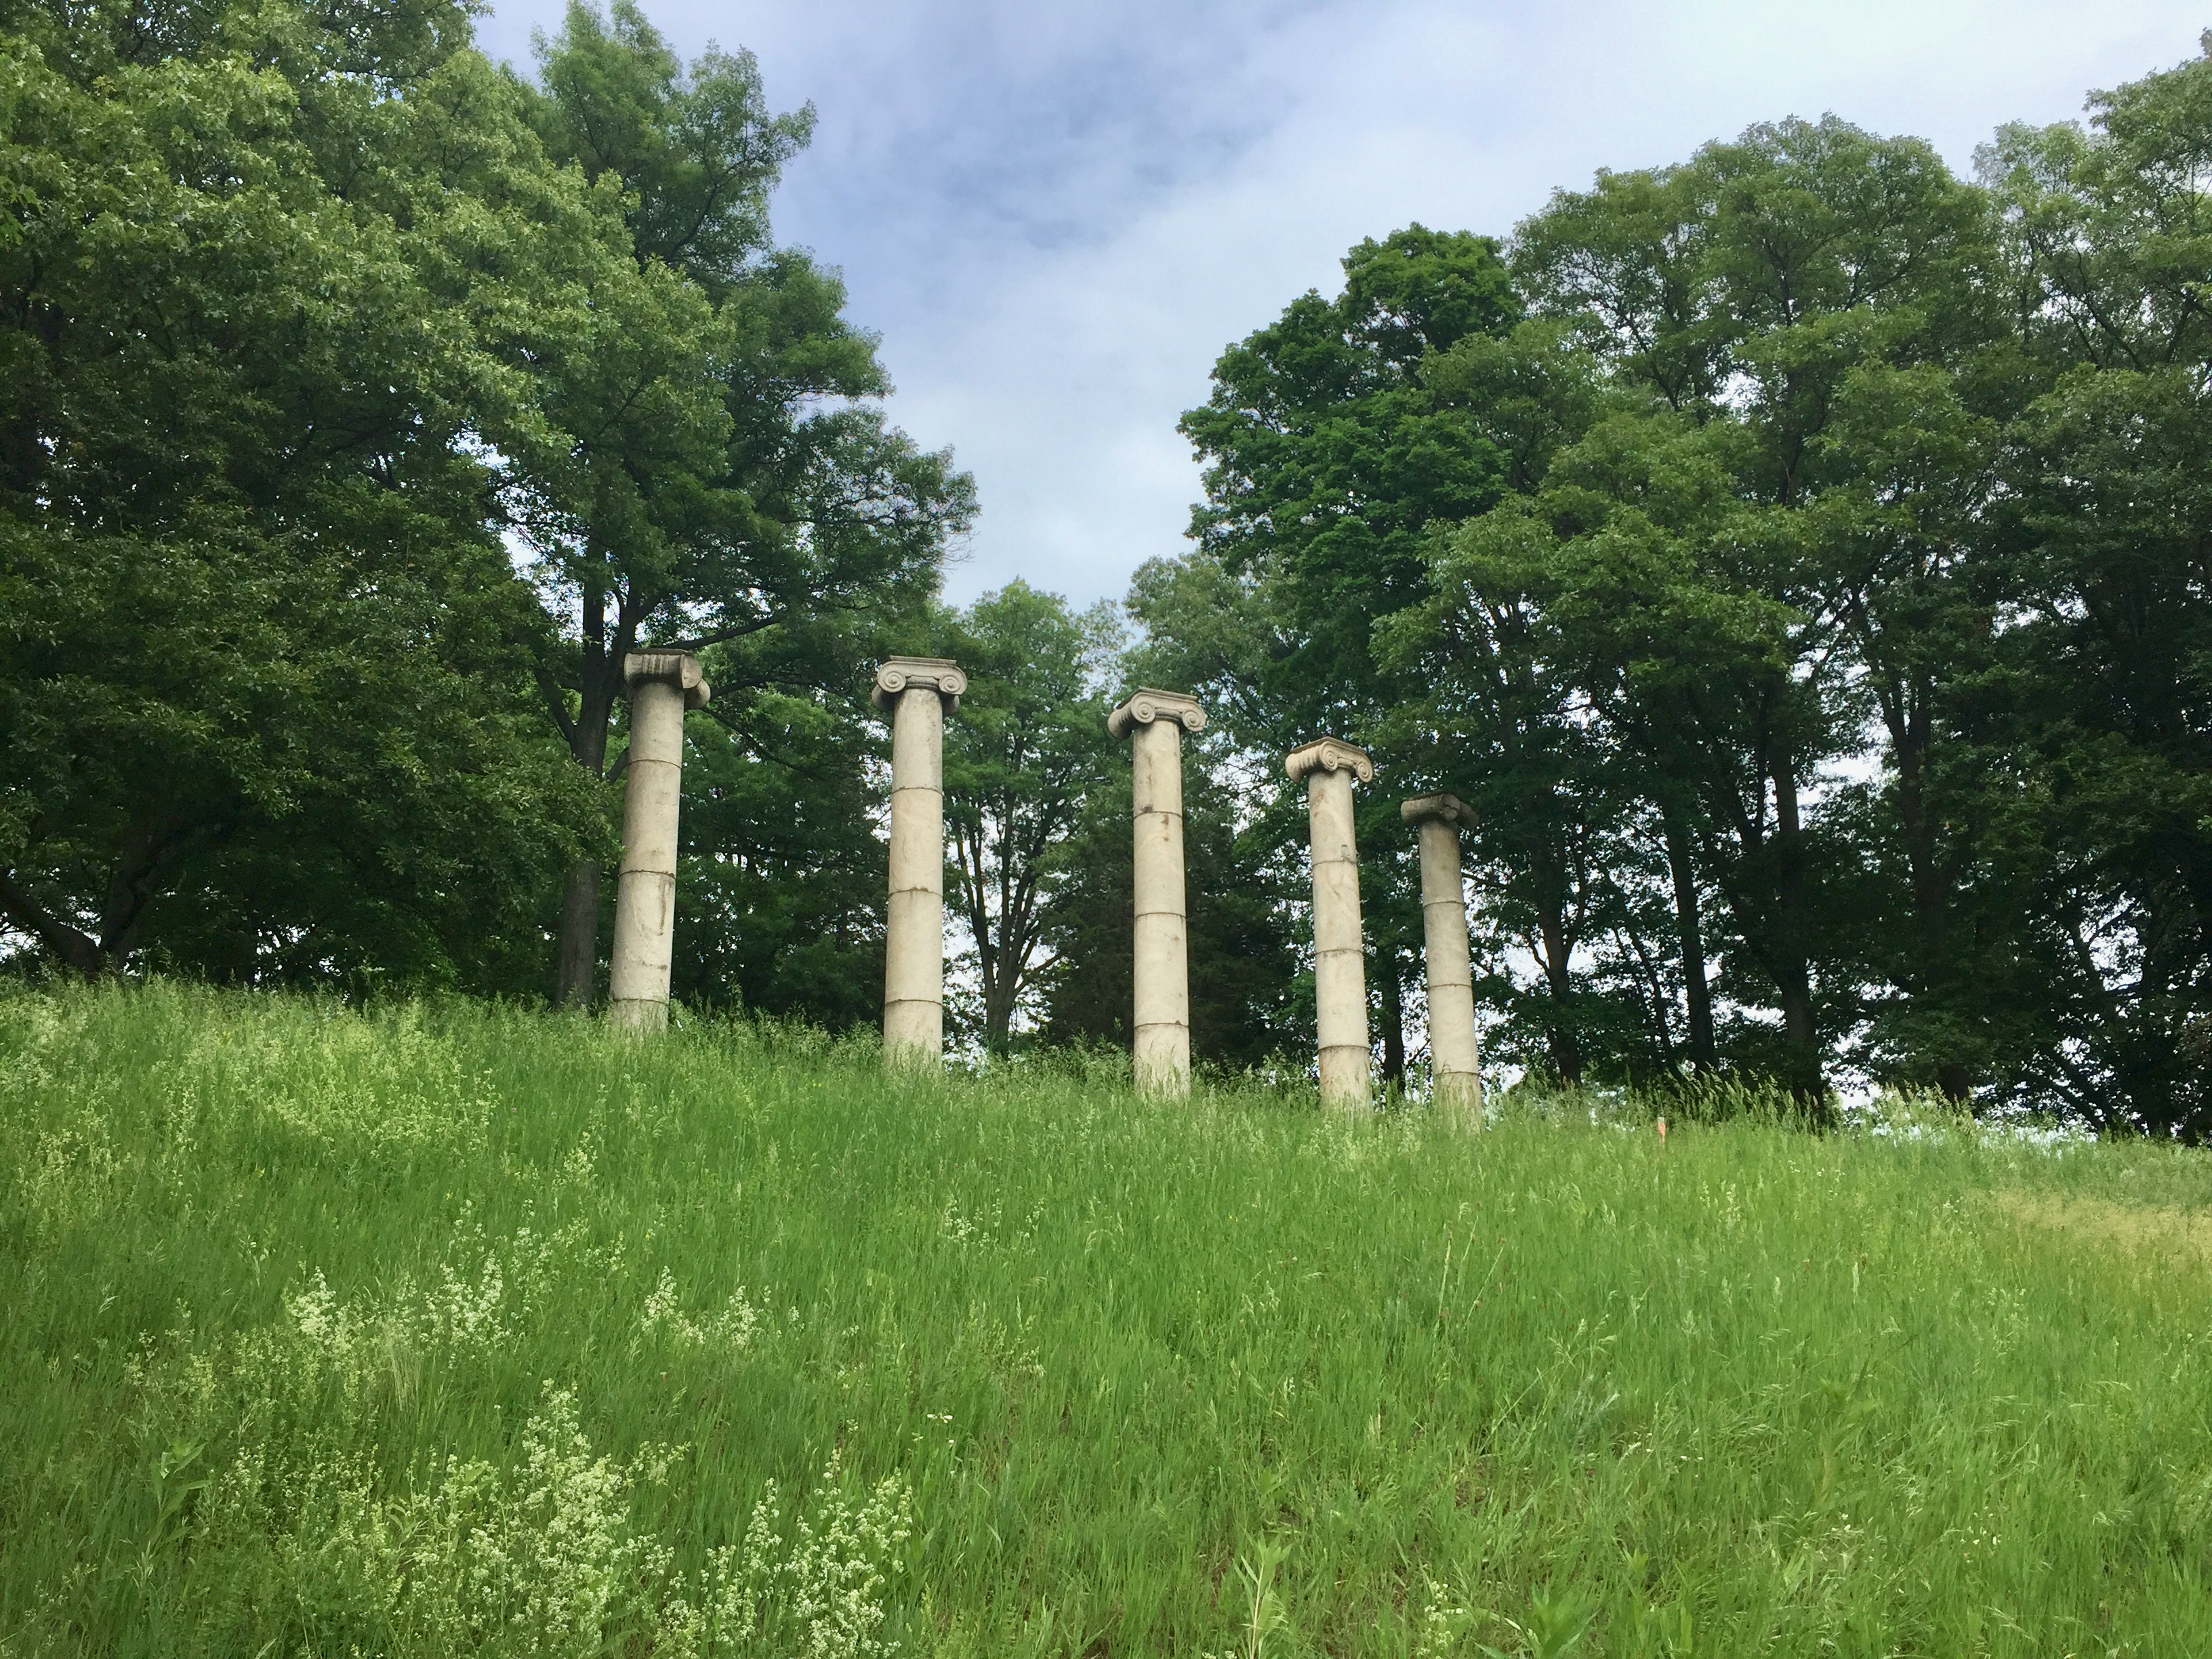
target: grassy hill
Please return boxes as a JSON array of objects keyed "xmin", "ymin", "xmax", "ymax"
[{"xmin": 3, "ymin": 985, "xmax": 2210, "ymax": 1656}]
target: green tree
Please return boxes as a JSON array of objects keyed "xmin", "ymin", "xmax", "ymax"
[
  {"xmin": 1488, "ymin": 116, "xmax": 1996, "ymax": 1100},
  {"xmin": 666, "ymin": 613, "xmax": 898, "ymax": 1027},
  {"xmin": 0, "ymin": 0, "xmax": 603, "ymax": 984},
  {"xmin": 516, "ymin": 1, "xmax": 972, "ymax": 1007},
  {"xmin": 935, "ymin": 582, "xmax": 1122, "ymax": 1056},
  {"xmin": 1380, "ymin": 506, "xmax": 1668, "ymax": 1087},
  {"xmin": 1163, "ymin": 228, "xmax": 1520, "ymax": 1084},
  {"xmin": 1177, "ymin": 224, "xmax": 1517, "ymax": 735},
  {"xmin": 1966, "ymin": 41, "xmax": 2212, "ymax": 1132}
]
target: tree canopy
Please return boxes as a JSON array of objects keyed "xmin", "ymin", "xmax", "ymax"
[
  {"xmin": 5, "ymin": 0, "xmax": 2207, "ymax": 1132},
  {"xmin": 1152, "ymin": 41, "xmax": 2212, "ymax": 1130},
  {"xmin": 0, "ymin": 0, "xmax": 966, "ymax": 1004},
  {"xmin": 0, "ymin": 0, "xmax": 609, "ymax": 987}
]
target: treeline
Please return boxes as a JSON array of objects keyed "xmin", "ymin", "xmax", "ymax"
[
  {"xmin": 0, "ymin": 0, "xmax": 969, "ymax": 1010},
  {"xmin": 884, "ymin": 43, "xmax": 2212, "ymax": 1139},
  {"xmin": 1106, "ymin": 46, "xmax": 2212, "ymax": 1134},
  {"xmin": 3, "ymin": 0, "xmax": 2208, "ymax": 1134}
]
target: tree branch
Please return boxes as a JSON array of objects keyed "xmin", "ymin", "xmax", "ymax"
[
  {"xmin": 535, "ymin": 665, "xmax": 579, "ymax": 748},
  {"xmin": 0, "ymin": 869, "xmax": 102, "ymax": 976}
]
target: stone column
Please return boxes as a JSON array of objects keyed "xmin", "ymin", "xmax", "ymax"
[
  {"xmin": 609, "ymin": 650, "xmax": 710, "ymax": 1033},
  {"xmin": 1287, "ymin": 738, "xmax": 1374, "ymax": 1110},
  {"xmin": 1108, "ymin": 689, "xmax": 1208, "ymax": 1096},
  {"xmin": 872, "ymin": 657, "xmax": 967, "ymax": 1065},
  {"xmin": 1401, "ymin": 792, "xmax": 1484, "ymax": 1126}
]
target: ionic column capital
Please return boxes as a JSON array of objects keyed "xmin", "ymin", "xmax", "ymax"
[
  {"xmin": 1108, "ymin": 688, "xmax": 1207, "ymax": 741},
  {"xmin": 872, "ymin": 656, "xmax": 968, "ymax": 713},
  {"xmin": 1286, "ymin": 737, "xmax": 1374, "ymax": 785},
  {"xmin": 623, "ymin": 650, "xmax": 711, "ymax": 710},
  {"xmin": 1401, "ymin": 792, "xmax": 1473, "ymax": 829}
]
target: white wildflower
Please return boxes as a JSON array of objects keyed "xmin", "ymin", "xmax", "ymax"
[{"xmin": 638, "ymin": 1269, "xmax": 766, "ymax": 1351}]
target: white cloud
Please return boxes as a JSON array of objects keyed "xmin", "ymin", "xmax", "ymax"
[{"xmin": 476, "ymin": 0, "xmax": 2203, "ymax": 605}]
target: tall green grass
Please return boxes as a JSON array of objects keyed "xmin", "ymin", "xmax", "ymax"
[{"xmin": 3, "ymin": 983, "xmax": 2210, "ymax": 1656}]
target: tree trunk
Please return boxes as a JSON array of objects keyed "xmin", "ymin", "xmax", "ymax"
[
  {"xmin": 1617, "ymin": 918, "xmax": 1677, "ymax": 1067},
  {"xmin": 1380, "ymin": 958, "xmax": 1406, "ymax": 1090},
  {"xmin": 1769, "ymin": 739, "xmax": 1823, "ymax": 1106},
  {"xmin": 0, "ymin": 806, "xmax": 229, "ymax": 978},
  {"xmin": 981, "ymin": 949, "xmax": 1018, "ymax": 1056},
  {"xmin": 551, "ymin": 578, "xmax": 628, "ymax": 1007},
  {"xmin": 1662, "ymin": 798, "xmax": 1715, "ymax": 1069},
  {"xmin": 1890, "ymin": 694, "xmax": 1969, "ymax": 1101},
  {"xmin": 556, "ymin": 858, "xmax": 600, "ymax": 1008},
  {"xmin": 1536, "ymin": 907, "xmax": 1582, "ymax": 1086}
]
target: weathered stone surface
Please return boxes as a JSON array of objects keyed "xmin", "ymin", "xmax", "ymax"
[
  {"xmin": 1111, "ymin": 689, "xmax": 1207, "ymax": 1096},
  {"xmin": 877, "ymin": 657, "xmax": 965, "ymax": 1065},
  {"xmin": 1401, "ymin": 793, "xmax": 1483, "ymax": 1126},
  {"xmin": 1288, "ymin": 737, "xmax": 1373, "ymax": 1109},
  {"xmin": 1107, "ymin": 687, "xmax": 1206, "ymax": 741},
  {"xmin": 1284, "ymin": 737, "xmax": 1374, "ymax": 787},
  {"xmin": 871, "ymin": 656, "xmax": 968, "ymax": 713},
  {"xmin": 610, "ymin": 651, "xmax": 710, "ymax": 1033}
]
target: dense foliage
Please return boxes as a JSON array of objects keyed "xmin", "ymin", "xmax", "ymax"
[
  {"xmin": 513, "ymin": 1, "xmax": 972, "ymax": 1006},
  {"xmin": 2, "ymin": 0, "xmax": 2206, "ymax": 1128},
  {"xmin": 0, "ymin": 0, "xmax": 612, "ymax": 989},
  {"xmin": 1146, "ymin": 43, "xmax": 2212, "ymax": 1131},
  {"xmin": 0, "ymin": 0, "xmax": 966, "ymax": 1006}
]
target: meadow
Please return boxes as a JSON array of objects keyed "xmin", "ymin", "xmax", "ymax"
[{"xmin": 3, "ymin": 985, "xmax": 2210, "ymax": 1657}]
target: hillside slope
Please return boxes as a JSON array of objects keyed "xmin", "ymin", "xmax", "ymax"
[{"xmin": 3, "ymin": 986, "xmax": 2209, "ymax": 1656}]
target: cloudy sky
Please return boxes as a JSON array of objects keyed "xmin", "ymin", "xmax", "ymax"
[{"xmin": 476, "ymin": 1, "xmax": 2200, "ymax": 607}]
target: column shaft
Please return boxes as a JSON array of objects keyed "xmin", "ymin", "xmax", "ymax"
[
  {"xmin": 1417, "ymin": 816, "xmax": 1484, "ymax": 1125},
  {"xmin": 882, "ymin": 685, "xmax": 945, "ymax": 1063},
  {"xmin": 1307, "ymin": 766, "xmax": 1370, "ymax": 1109},
  {"xmin": 609, "ymin": 676, "xmax": 688, "ymax": 1032},
  {"xmin": 1131, "ymin": 716, "xmax": 1191, "ymax": 1094}
]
